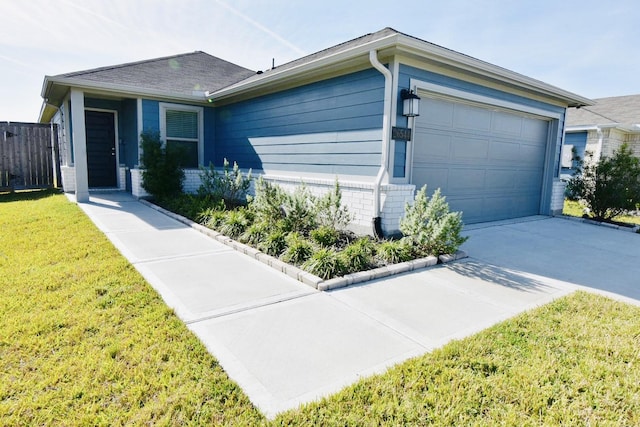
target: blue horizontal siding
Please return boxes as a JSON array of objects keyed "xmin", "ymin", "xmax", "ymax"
[
  {"xmin": 215, "ymin": 68, "xmax": 385, "ymax": 175},
  {"xmin": 562, "ymin": 131, "xmax": 588, "ymax": 175},
  {"xmin": 141, "ymin": 99, "xmax": 160, "ymax": 133}
]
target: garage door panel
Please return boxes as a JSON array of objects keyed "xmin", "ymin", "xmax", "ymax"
[
  {"xmin": 515, "ymin": 169, "xmax": 544, "ymax": 191},
  {"xmin": 482, "ymin": 196, "xmax": 515, "ymax": 220},
  {"xmin": 485, "ymin": 169, "xmax": 517, "ymax": 190},
  {"xmin": 412, "ymin": 95, "xmax": 549, "ymax": 224},
  {"xmin": 451, "ymin": 135, "xmax": 490, "ymax": 162},
  {"xmin": 454, "ymin": 104, "xmax": 492, "ymax": 132},
  {"xmin": 421, "ymin": 98, "xmax": 454, "ymax": 127},
  {"xmin": 492, "ymin": 111, "xmax": 523, "ymax": 135},
  {"xmin": 448, "ymin": 169, "xmax": 485, "ymax": 192},
  {"xmin": 446, "ymin": 196, "xmax": 485, "ymax": 223},
  {"xmin": 414, "ymin": 130, "xmax": 451, "ymax": 161},
  {"xmin": 522, "ymin": 118, "xmax": 549, "ymax": 141},
  {"xmin": 489, "ymin": 140, "xmax": 521, "ymax": 162},
  {"xmin": 520, "ymin": 143, "xmax": 546, "ymax": 164},
  {"xmin": 412, "ymin": 167, "xmax": 449, "ymax": 193}
]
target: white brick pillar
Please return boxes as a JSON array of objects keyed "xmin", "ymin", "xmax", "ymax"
[{"xmin": 70, "ymin": 89, "xmax": 89, "ymax": 202}]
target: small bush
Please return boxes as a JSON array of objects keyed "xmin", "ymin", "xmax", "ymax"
[
  {"xmin": 240, "ymin": 221, "xmax": 270, "ymax": 245},
  {"xmin": 258, "ymin": 230, "xmax": 287, "ymax": 257},
  {"xmin": 567, "ymin": 143, "xmax": 640, "ymax": 220},
  {"xmin": 195, "ymin": 198, "xmax": 226, "ymax": 223},
  {"xmin": 140, "ymin": 131, "xmax": 185, "ymax": 200},
  {"xmin": 280, "ymin": 185, "xmax": 317, "ymax": 234},
  {"xmin": 310, "ymin": 226, "xmax": 340, "ymax": 247},
  {"xmin": 203, "ymin": 210, "xmax": 227, "ymax": 230},
  {"xmin": 400, "ymin": 186, "xmax": 468, "ymax": 256},
  {"xmin": 376, "ymin": 239, "xmax": 413, "ymax": 264},
  {"xmin": 198, "ymin": 159, "xmax": 252, "ymax": 208},
  {"xmin": 302, "ymin": 248, "xmax": 345, "ymax": 280},
  {"xmin": 251, "ymin": 177, "xmax": 287, "ymax": 225},
  {"xmin": 315, "ymin": 179, "xmax": 353, "ymax": 229},
  {"xmin": 340, "ymin": 238, "xmax": 375, "ymax": 274},
  {"xmin": 281, "ymin": 232, "xmax": 314, "ymax": 265},
  {"xmin": 219, "ymin": 209, "xmax": 251, "ymax": 238}
]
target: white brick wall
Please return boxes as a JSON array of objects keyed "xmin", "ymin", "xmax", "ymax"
[
  {"xmin": 60, "ymin": 166, "xmax": 75, "ymax": 193},
  {"xmin": 118, "ymin": 166, "xmax": 127, "ymax": 191},
  {"xmin": 183, "ymin": 169, "xmax": 202, "ymax": 194},
  {"xmin": 60, "ymin": 165, "xmax": 127, "ymax": 193},
  {"xmin": 129, "ymin": 168, "xmax": 416, "ymax": 235},
  {"xmin": 130, "ymin": 168, "xmax": 149, "ymax": 198},
  {"xmin": 550, "ymin": 179, "xmax": 566, "ymax": 215},
  {"xmin": 258, "ymin": 174, "xmax": 415, "ymax": 235}
]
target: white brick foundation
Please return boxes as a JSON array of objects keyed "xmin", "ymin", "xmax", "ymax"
[
  {"xmin": 550, "ymin": 179, "xmax": 566, "ymax": 215},
  {"xmin": 60, "ymin": 165, "xmax": 126, "ymax": 192},
  {"xmin": 60, "ymin": 166, "xmax": 76, "ymax": 193},
  {"xmin": 130, "ymin": 168, "xmax": 149, "ymax": 198},
  {"xmin": 258, "ymin": 174, "xmax": 415, "ymax": 235},
  {"xmin": 130, "ymin": 168, "xmax": 416, "ymax": 235},
  {"xmin": 118, "ymin": 166, "xmax": 127, "ymax": 191}
]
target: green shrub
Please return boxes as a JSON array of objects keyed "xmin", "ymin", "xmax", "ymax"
[
  {"xmin": 302, "ymin": 248, "xmax": 345, "ymax": 279},
  {"xmin": 340, "ymin": 238, "xmax": 375, "ymax": 273},
  {"xmin": 258, "ymin": 230, "xmax": 287, "ymax": 257},
  {"xmin": 566, "ymin": 143, "xmax": 640, "ymax": 220},
  {"xmin": 239, "ymin": 221, "xmax": 270, "ymax": 245},
  {"xmin": 280, "ymin": 185, "xmax": 317, "ymax": 234},
  {"xmin": 251, "ymin": 177, "xmax": 287, "ymax": 225},
  {"xmin": 219, "ymin": 209, "xmax": 251, "ymax": 238},
  {"xmin": 140, "ymin": 131, "xmax": 185, "ymax": 200},
  {"xmin": 310, "ymin": 226, "xmax": 340, "ymax": 247},
  {"xmin": 376, "ymin": 239, "xmax": 413, "ymax": 264},
  {"xmin": 203, "ymin": 210, "xmax": 227, "ymax": 230},
  {"xmin": 198, "ymin": 159, "xmax": 252, "ymax": 208},
  {"xmin": 195, "ymin": 198, "xmax": 226, "ymax": 223},
  {"xmin": 315, "ymin": 179, "xmax": 353, "ymax": 229},
  {"xmin": 281, "ymin": 232, "xmax": 314, "ymax": 265},
  {"xmin": 400, "ymin": 186, "xmax": 468, "ymax": 256}
]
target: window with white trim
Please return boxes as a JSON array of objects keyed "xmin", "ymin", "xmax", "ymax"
[{"xmin": 160, "ymin": 103, "xmax": 203, "ymax": 168}]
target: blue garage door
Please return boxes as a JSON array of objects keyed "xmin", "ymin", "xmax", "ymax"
[{"xmin": 412, "ymin": 95, "xmax": 550, "ymax": 224}]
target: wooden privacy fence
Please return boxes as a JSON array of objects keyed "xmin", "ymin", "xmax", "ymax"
[{"xmin": 0, "ymin": 122, "xmax": 60, "ymax": 191}]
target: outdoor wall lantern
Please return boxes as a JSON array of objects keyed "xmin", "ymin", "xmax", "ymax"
[{"xmin": 400, "ymin": 89, "xmax": 420, "ymax": 117}]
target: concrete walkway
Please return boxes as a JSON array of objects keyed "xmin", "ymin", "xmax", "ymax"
[{"xmin": 73, "ymin": 192, "xmax": 639, "ymax": 417}]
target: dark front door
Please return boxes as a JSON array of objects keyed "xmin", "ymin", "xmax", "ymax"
[{"xmin": 85, "ymin": 110, "xmax": 117, "ymax": 188}]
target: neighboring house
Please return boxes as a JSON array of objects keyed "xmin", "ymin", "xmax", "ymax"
[
  {"xmin": 39, "ymin": 27, "xmax": 591, "ymax": 235},
  {"xmin": 562, "ymin": 94, "xmax": 640, "ymax": 178}
]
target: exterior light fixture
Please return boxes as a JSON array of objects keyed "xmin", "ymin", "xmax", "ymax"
[{"xmin": 400, "ymin": 89, "xmax": 420, "ymax": 117}]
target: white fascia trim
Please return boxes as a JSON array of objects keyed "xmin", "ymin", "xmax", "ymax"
[
  {"xmin": 207, "ymin": 32, "xmax": 592, "ymax": 108},
  {"xmin": 208, "ymin": 34, "xmax": 400, "ymax": 100},
  {"xmin": 565, "ymin": 125, "xmax": 602, "ymax": 132},
  {"xmin": 568, "ymin": 123, "xmax": 640, "ymax": 133},
  {"xmin": 411, "ymin": 79, "xmax": 563, "ymax": 120},
  {"xmin": 43, "ymin": 76, "xmax": 209, "ymax": 104}
]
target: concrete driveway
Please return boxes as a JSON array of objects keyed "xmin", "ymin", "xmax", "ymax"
[
  {"xmin": 462, "ymin": 216, "xmax": 640, "ymax": 302},
  {"xmin": 75, "ymin": 193, "xmax": 639, "ymax": 417}
]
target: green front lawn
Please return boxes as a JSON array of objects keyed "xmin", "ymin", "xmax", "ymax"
[
  {"xmin": 564, "ymin": 199, "xmax": 640, "ymax": 226},
  {"xmin": 2, "ymin": 190, "xmax": 639, "ymax": 425}
]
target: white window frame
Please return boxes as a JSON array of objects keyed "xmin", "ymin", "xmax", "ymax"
[{"xmin": 159, "ymin": 102, "xmax": 204, "ymax": 168}]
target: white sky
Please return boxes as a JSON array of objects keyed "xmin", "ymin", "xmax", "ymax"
[{"xmin": 1, "ymin": 0, "xmax": 638, "ymax": 122}]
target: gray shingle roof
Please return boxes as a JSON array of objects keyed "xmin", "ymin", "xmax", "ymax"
[
  {"xmin": 566, "ymin": 94, "xmax": 640, "ymax": 128},
  {"xmin": 56, "ymin": 51, "xmax": 255, "ymax": 96}
]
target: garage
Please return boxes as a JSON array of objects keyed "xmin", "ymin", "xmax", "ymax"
[{"xmin": 411, "ymin": 94, "xmax": 551, "ymax": 224}]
